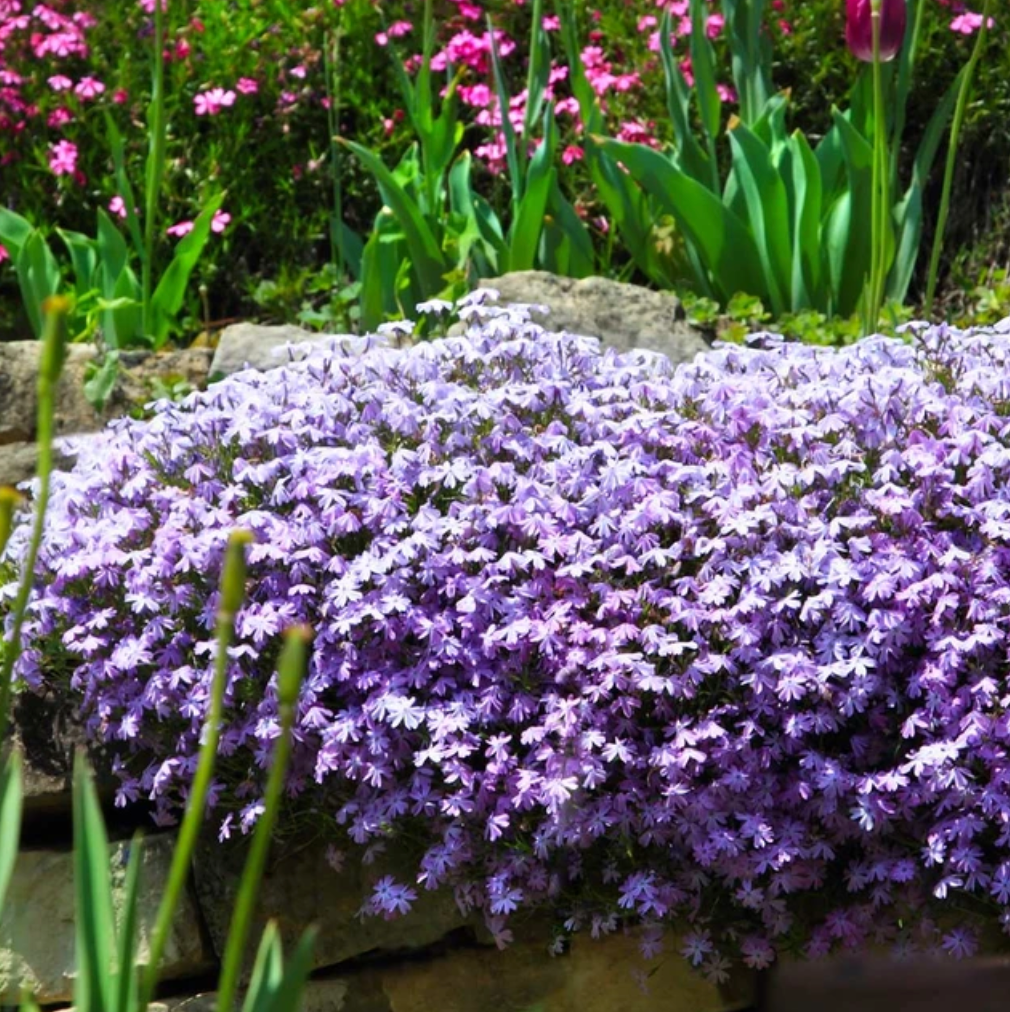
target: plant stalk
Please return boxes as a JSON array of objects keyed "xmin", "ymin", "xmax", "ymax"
[
  {"xmin": 923, "ymin": 0, "xmax": 993, "ymax": 316},
  {"xmin": 137, "ymin": 530, "xmax": 254, "ymax": 1012},
  {"xmin": 142, "ymin": 0, "xmax": 169, "ymax": 339},
  {"xmin": 214, "ymin": 624, "xmax": 312, "ymax": 1012},
  {"xmin": 0, "ymin": 297, "xmax": 69, "ymax": 748}
]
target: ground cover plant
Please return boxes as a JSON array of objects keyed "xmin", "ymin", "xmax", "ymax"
[
  {"xmin": 0, "ymin": 0, "xmax": 1006, "ymax": 339},
  {"xmin": 7, "ymin": 295, "xmax": 1010, "ymax": 974}
]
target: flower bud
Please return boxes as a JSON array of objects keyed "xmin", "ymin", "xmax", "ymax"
[
  {"xmin": 219, "ymin": 530, "xmax": 255, "ymax": 616},
  {"xmin": 39, "ymin": 296, "xmax": 71, "ymax": 388},
  {"xmin": 277, "ymin": 624, "xmax": 313, "ymax": 708},
  {"xmin": 0, "ymin": 487, "xmax": 21, "ymax": 557},
  {"xmin": 846, "ymin": 0, "xmax": 907, "ymax": 62}
]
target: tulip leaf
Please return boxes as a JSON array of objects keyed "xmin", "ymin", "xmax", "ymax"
[
  {"xmin": 601, "ymin": 138, "xmax": 764, "ymax": 304},
  {"xmin": 727, "ymin": 123, "xmax": 791, "ymax": 316}
]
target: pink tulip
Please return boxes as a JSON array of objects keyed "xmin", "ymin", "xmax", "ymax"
[{"xmin": 845, "ymin": 0, "xmax": 907, "ymax": 61}]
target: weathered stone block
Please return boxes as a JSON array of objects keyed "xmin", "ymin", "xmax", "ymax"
[
  {"xmin": 191, "ymin": 837, "xmax": 471, "ymax": 975},
  {"xmin": 0, "ymin": 834, "xmax": 214, "ymax": 1004},
  {"xmin": 454, "ymin": 271, "xmax": 713, "ymax": 367}
]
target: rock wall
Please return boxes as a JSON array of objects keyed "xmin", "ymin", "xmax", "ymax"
[{"xmin": 1, "ymin": 280, "xmax": 732, "ymax": 1010}]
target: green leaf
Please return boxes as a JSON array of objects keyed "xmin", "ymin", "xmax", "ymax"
[
  {"xmin": 150, "ymin": 193, "xmax": 226, "ymax": 347},
  {"xmin": 55, "ymin": 228, "xmax": 98, "ymax": 304},
  {"xmin": 555, "ymin": 0, "xmax": 605, "ymax": 135},
  {"xmin": 657, "ymin": 7, "xmax": 712, "ymax": 186},
  {"xmin": 96, "ymin": 208, "xmax": 130, "ymax": 292},
  {"xmin": 72, "ymin": 751, "xmax": 116, "ymax": 1012},
  {"xmin": 102, "ymin": 267, "xmax": 143, "ymax": 350},
  {"xmin": 540, "ymin": 177, "xmax": 595, "ymax": 278},
  {"xmin": 688, "ymin": 0, "xmax": 721, "ymax": 144},
  {"xmin": 507, "ymin": 105, "xmax": 559, "ymax": 272},
  {"xmin": 114, "ymin": 833, "xmax": 144, "ymax": 1012},
  {"xmin": 523, "ymin": 0, "xmax": 552, "ymax": 138},
  {"xmin": 487, "ymin": 13, "xmax": 524, "ymax": 205},
  {"xmin": 727, "ymin": 123, "xmax": 792, "ymax": 315},
  {"xmin": 0, "ymin": 207, "xmax": 34, "ymax": 262},
  {"xmin": 104, "ymin": 113, "xmax": 145, "ymax": 265},
  {"xmin": 0, "ymin": 750, "xmax": 23, "ymax": 914},
  {"xmin": 359, "ymin": 211, "xmax": 408, "ymax": 331},
  {"xmin": 583, "ymin": 138, "xmax": 677, "ymax": 287},
  {"xmin": 721, "ymin": 0, "xmax": 773, "ymax": 124},
  {"xmin": 341, "ymin": 140, "xmax": 446, "ymax": 298},
  {"xmin": 16, "ymin": 231, "xmax": 61, "ymax": 339},
  {"xmin": 827, "ymin": 109, "xmax": 875, "ymax": 317},
  {"xmin": 783, "ymin": 130, "xmax": 824, "ymax": 310},
  {"xmin": 83, "ymin": 349, "xmax": 121, "ymax": 412},
  {"xmin": 886, "ymin": 66, "xmax": 962, "ymax": 302},
  {"xmin": 601, "ymin": 139, "xmax": 764, "ymax": 305}
]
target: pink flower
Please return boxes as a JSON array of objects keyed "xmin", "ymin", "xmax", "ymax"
[
  {"xmin": 47, "ymin": 74, "xmax": 72, "ymax": 91},
  {"xmin": 561, "ymin": 144, "xmax": 583, "ymax": 165},
  {"xmin": 47, "ymin": 108, "xmax": 73, "ymax": 128},
  {"xmin": 113, "ymin": 89, "xmax": 129, "ymax": 104},
  {"xmin": 0, "ymin": 244, "xmax": 9, "ymax": 264},
  {"xmin": 542, "ymin": 14, "xmax": 560, "ymax": 30},
  {"xmin": 74, "ymin": 76, "xmax": 105, "ymax": 100},
  {"xmin": 388, "ymin": 20, "xmax": 412, "ymax": 37},
  {"xmin": 211, "ymin": 209, "xmax": 230, "ymax": 233},
  {"xmin": 289, "ymin": 64, "xmax": 307, "ymax": 79},
  {"xmin": 950, "ymin": 11, "xmax": 994, "ymax": 33},
  {"xmin": 193, "ymin": 87, "xmax": 236, "ymax": 116},
  {"xmin": 109, "ymin": 195, "xmax": 127, "ymax": 218},
  {"xmin": 166, "ymin": 219, "xmax": 195, "ymax": 238},
  {"xmin": 48, "ymin": 139, "xmax": 77, "ymax": 176},
  {"xmin": 236, "ymin": 77, "xmax": 259, "ymax": 95}
]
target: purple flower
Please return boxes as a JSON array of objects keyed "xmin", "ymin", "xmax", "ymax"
[{"xmin": 9, "ymin": 300, "xmax": 1010, "ymax": 970}]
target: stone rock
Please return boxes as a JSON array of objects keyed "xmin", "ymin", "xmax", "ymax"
[
  {"xmin": 209, "ymin": 324, "xmax": 344, "ymax": 378},
  {"xmin": 0, "ymin": 344, "xmax": 99, "ymax": 446},
  {"xmin": 111, "ymin": 347, "xmax": 213, "ymax": 412},
  {"xmin": 345, "ymin": 929, "xmax": 755, "ymax": 1012},
  {"xmin": 191, "ymin": 836, "xmax": 472, "ymax": 975},
  {"xmin": 9, "ymin": 688, "xmax": 119, "ymax": 830},
  {"xmin": 457, "ymin": 271, "xmax": 713, "ymax": 367},
  {"xmin": 143, "ymin": 930, "xmax": 753, "ymax": 1012},
  {"xmin": 0, "ymin": 834, "xmax": 214, "ymax": 1005}
]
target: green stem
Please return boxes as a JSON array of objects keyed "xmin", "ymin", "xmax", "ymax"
[
  {"xmin": 863, "ymin": 4, "xmax": 889, "ymax": 336},
  {"xmin": 0, "ymin": 297, "xmax": 69, "ymax": 749},
  {"xmin": 923, "ymin": 0, "xmax": 992, "ymax": 316},
  {"xmin": 142, "ymin": 0, "xmax": 168, "ymax": 339},
  {"xmin": 137, "ymin": 530, "xmax": 254, "ymax": 1012},
  {"xmin": 214, "ymin": 625, "xmax": 312, "ymax": 1012},
  {"xmin": 324, "ymin": 26, "xmax": 345, "ymax": 285},
  {"xmin": 889, "ymin": 0, "xmax": 926, "ymax": 192}
]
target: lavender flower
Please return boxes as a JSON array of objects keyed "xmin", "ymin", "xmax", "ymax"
[{"xmin": 7, "ymin": 305, "xmax": 1010, "ymax": 968}]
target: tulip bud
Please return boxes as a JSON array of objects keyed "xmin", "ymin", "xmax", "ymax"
[{"xmin": 846, "ymin": 0, "xmax": 907, "ymax": 62}]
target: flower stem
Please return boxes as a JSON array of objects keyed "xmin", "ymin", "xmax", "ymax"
[
  {"xmin": 214, "ymin": 624, "xmax": 312, "ymax": 1012},
  {"xmin": 0, "ymin": 297, "xmax": 69, "ymax": 748},
  {"xmin": 923, "ymin": 0, "xmax": 993, "ymax": 316},
  {"xmin": 141, "ymin": 0, "xmax": 168, "ymax": 340},
  {"xmin": 137, "ymin": 530, "xmax": 254, "ymax": 1012}
]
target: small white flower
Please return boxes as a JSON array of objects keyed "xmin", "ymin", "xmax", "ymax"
[{"xmin": 415, "ymin": 298, "xmax": 454, "ymax": 316}]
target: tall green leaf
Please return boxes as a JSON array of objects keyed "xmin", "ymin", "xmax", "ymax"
[
  {"xmin": 600, "ymin": 139, "xmax": 765, "ymax": 304},
  {"xmin": 783, "ymin": 130, "xmax": 824, "ymax": 310},
  {"xmin": 72, "ymin": 752, "xmax": 116, "ymax": 1012},
  {"xmin": 728, "ymin": 123, "xmax": 792, "ymax": 315},
  {"xmin": 150, "ymin": 193, "xmax": 226, "ymax": 347},
  {"xmin": 0, "ymin": 208, "xmax": 33, "ymax": 262},
  {"xmin": 507, "ymin": 106, "xmax": 559, "ymax": 272},
  {"xmin": 0, "ymin": 751, "xmax": 22, "ymax": 915},
  {"xmin": 15, "ymin": 231, "xmax": 61, "ymax": 339},
  {"xmin": 341, "ymin": 140, "xmax": 446, "ymax": 298}
]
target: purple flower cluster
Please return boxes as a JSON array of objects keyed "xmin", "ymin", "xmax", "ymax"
[{"xmin": 8, "ymin": 298, "xmax": 1010, "ymax": 972}]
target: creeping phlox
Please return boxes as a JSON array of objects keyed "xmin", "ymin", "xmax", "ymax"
[{"xmin": 8, "ymin": 297, "xmax": 1010, "ymax": 971}]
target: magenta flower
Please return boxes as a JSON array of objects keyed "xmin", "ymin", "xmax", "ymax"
[
  {"xmin": 48, "ymin": 138, "xmax": 77, "ymax": 176},
  {"xmin": 845, "ymin": 0, "xmax": 907, "ymax": 61}
]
